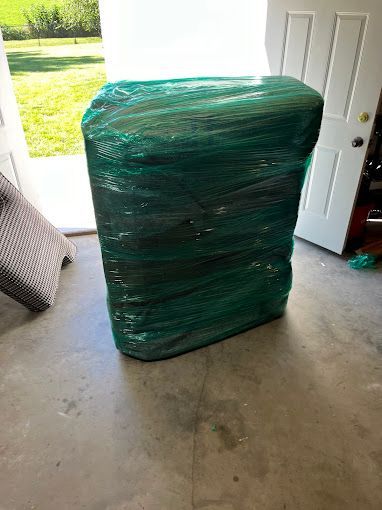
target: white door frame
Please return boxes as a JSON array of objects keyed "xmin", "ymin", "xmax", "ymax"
[{"xmin": 0, "ymin": 29, "xmax": 40, "ymax": 208}]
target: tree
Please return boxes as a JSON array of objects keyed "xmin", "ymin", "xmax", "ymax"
[
  {"xmin": 62, "ymin": 0, "xmax": 101, "ymax": 37},
  {"xmin": 23, "ymin": 3, "xmax": 65, "ymax": 38}
]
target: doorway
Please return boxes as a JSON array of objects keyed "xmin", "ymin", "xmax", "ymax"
[
  {"xmin": 346, "ymin": 89, "xmax": 382, "ymax": 255},
  {"xmin": 0, "ymin": 0, "xmax": 104, "ymax": 231},
  {"xmin": 265, "ymin": 0, "xmax": 382, "ymax": 254}
]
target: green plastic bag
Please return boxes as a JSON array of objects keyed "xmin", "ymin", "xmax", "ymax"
[{"xmin": 82, "ymin": 76, "xmax": 323, "ymax": 360}]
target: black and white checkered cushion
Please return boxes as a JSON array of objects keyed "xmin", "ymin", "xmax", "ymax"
[{"xmin": 0, "ymin": 173, "xmax": 76, "ymax": 311}]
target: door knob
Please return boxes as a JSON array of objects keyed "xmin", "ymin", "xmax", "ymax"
[{"xmin": 352, "ymin": 136, "xmax": 364, "ymax": 147}]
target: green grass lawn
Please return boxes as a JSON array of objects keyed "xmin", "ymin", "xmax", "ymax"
[
  {"xmin": 6, "ymin": 38, "xmax": 106, "ymax": 157},
  {"xmin": 0, "ymin": 0, "xmax": 62, "ymax": 25}
]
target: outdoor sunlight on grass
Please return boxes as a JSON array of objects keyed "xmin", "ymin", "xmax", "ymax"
[{"xmin": 6, "ymin": 38, "xmax": 106, "ymax": 157}]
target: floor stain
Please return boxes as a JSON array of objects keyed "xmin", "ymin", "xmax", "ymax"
[
  {"xmin": 63, "ymin": 400, "xmax": 77, "ymax": 415},
  {"xmin": 217, "ymin": 425, "xmax": 239, "ymax": 450},
  {"xmin": 370, "ymin": 450, "xmax": 382, "ymax": 472},
  {"xmin": 351, "ymin": 416, "xmax": 370, "ymax": 439}
]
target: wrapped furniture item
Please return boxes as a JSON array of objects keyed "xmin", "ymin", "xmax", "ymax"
[
  {"xmin": 82, "ymin": 76, "xmax": 323, "ymax": 360},
  {"xmin": 0, "ymin": 174, "xmax": 76, "ymax": 311}
]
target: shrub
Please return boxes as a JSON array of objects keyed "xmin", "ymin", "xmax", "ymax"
[{"xmin": 1, "ymin": 24, "xmax": 30, "ymax": 41}]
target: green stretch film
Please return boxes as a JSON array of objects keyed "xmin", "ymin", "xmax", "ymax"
[{"xmin": 82, "ymin": 76, "xmax": 323, "ymax": 360}]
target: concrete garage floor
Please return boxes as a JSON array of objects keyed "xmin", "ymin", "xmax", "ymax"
[{"xmin": 1, "ymin": 235, "xmax": 381, "ymax": 510}]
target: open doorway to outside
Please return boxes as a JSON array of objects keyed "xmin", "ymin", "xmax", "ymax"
[{"xmin": 0, "ymin": 0, "xmax": 105, "ymax": 230}]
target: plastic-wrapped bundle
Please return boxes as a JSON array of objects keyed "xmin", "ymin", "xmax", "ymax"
[{"xmin": 82, "ymin": 76, "xmax": 323, "ymax": 360}]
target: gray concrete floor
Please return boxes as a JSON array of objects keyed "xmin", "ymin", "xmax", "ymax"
[{"xmin": 1, "ymin": 235, "xmax": 382, "ymax": 510}]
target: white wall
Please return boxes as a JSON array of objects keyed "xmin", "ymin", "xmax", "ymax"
[{"xmin": 99, "ymin": 0, "xmax": 270, "ymax": 81}]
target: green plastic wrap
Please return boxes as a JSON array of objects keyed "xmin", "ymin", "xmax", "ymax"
[
  {"xmin": 348, "ymin": 254, "xmax": 377, "ymax": 269},
  {"xmin": 82, "ymin": 76, "xmax": 323, "ymax": 360}
]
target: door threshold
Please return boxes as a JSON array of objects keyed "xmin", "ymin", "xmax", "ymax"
[{"xmin": 60, "ymin": 228, "xmax": 97, "ymax": 237}]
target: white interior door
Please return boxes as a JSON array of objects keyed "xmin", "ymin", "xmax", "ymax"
[
  {"xmin": 0, "ymin": 30, "xmax": 39, "ymax": 207},
  {"xmin": 266, "ymin": 0, "xmax": 382, "ymax": 253}
]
